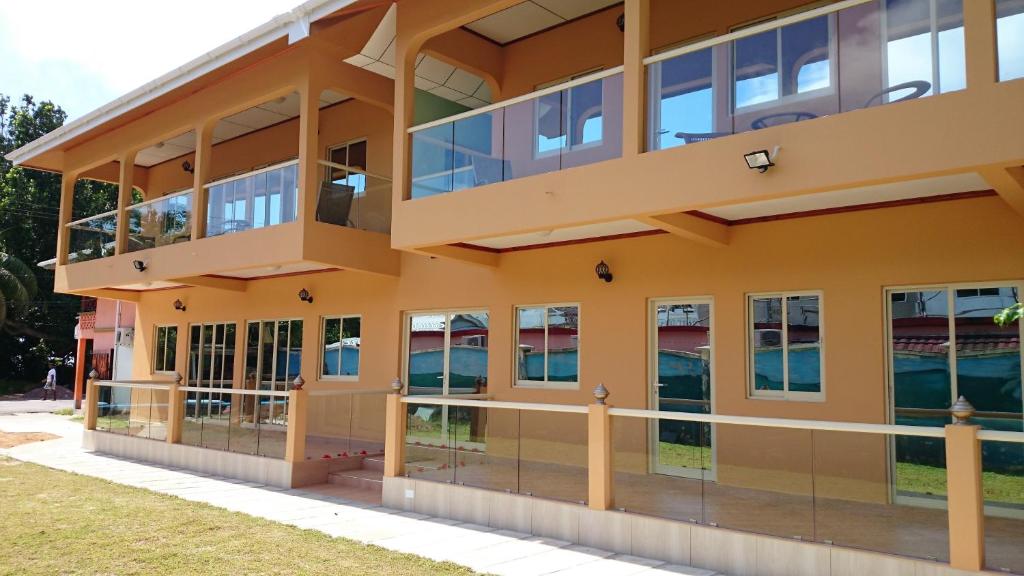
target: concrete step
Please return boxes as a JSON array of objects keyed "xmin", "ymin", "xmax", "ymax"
[
  {"xmin": 362, "ymin": 456, "xmax": 386, "ymax": 472},
  {"xmin": 328, "ymin": 468, "xmax": 384, "ymax": 491}
]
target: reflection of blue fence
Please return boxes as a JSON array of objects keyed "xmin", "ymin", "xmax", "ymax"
[
  {"xmin": 322, "ymin": 346, "xmax": 360, "ymax": 376},
  {"xmin": 521, "ymin": 350, "xmax": 578, "ymax": 381},
  {"xmin": 752, "ymin": 348, "xmax": 822, "ymax": 392},
  {"xmin": 894, "ymin": 353, "xmax": 1021, "ymax": 412},
  {"xmin": 409, "ymin": 347, "xmax": 488, "ymax": 390}
]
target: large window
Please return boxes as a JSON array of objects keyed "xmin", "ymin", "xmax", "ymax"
[
  {"xmin": 515, "ymin": 305, "xmax": 580, "ymax": 388},
  {"xmin": 185, "ymin": 323, "xmax": 236, "ymax": 420},
  {"xmin": 321, "ymin": 315, "xmax": 361, "ymax": 380},
  {"xmin": 997, "ymin": 0, "xmax": 1024, "ymax": 81},
  {"xmin": 326, "ymin": 139, "xmax": 368, "ymax": 195},
  {"xmin": 883, "ymin": 0, "xmax": 965, "ymax": 97},
  {"xmin": 244, "ymin": 319, "xmax": 302, "ymax": 426},
  {"xmin": 733, "ymin": 14, "xmax": 834, "ymax": 110},
  {"xmin": 749, "ymin": 293, "xmax": 823, "ymax": 400},
  {"xmin": 153, "ymin": 325, "xmax": 177, "ymax": 373}
]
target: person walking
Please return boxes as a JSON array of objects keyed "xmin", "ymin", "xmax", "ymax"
[{"xmin": 42, "ymin": 363, "xmax": 58, "ymax": 401}]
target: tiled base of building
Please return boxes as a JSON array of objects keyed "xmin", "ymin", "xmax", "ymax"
[{"xmin": 383, "ymin": 476, "xmax": 1004, "ymax": 576}]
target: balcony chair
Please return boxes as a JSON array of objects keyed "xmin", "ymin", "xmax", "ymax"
[
  {"xmin": 751, "ymin": 111, "xmax": 818, "ymax": 130},
  {"xmin": 674, "ymin": 131, "xmax": 733, "ymax": 144},
  {"xmin": 863, "ymin": 80, "xmax": 931, "ymax": 109},
  {"xmin": 470, "ymin": 155, "xmax": 512, "ymax": 186},
  {"xmin": 316, "ymin": 181, "xmax": 356, "ymax": 227}
]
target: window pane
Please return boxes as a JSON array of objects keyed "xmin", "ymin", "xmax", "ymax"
[
  {"xmin": 885, "ymin": 0, "xmax": 935, "ymax": 96},
  {"xmin": 569, "ymin": 80, "xmax": 603, "ymax": 147},
  {"xmin": 188, "ymin": 325, "xmax": 201, "ymax": 385},
  {"xmin": 411, "ymin": 124, "xmax": 454, "ymax": 199},
  {"xmin": 288, "ymin": 320, "xmax": 303, "ymax": 380},
  {"xmin": 245, "ymin": 322, "xmax": 260, "ymax": 389},
  {"xmin": 518, "ymin": 307, "xmax": 546, "ymax": 382},
  {"xmin": 261, "ymin": 321, "xmax": 275, "ymax": 386},
  {"xmin": 782, "ymin": 15, "xmax": 831, "ymax": 96},
  {"xmin": 954, "ymin": 287, "xmax": 1021, "ymax": 415},
  {"xmin": 734, "ymin": 29, "xmax": 779, "ymax": 108},
  {"xmin": 222, "ymin": 324, "xmax": 236, "ymax": 384},
  {"xmin": 408, "ymin": 314, "xmax": 445, "ymax": 395},
  {"xmin": 322, "ymin": 318, "xmax": 341, "ymax": 376},
  {"xmin": 536, "ymin": 91, "xmax": 565, "ymax": 153},
  {"xmin": 936, "ymin": 0, "xmax": 965, "ymax": 93},
  {"xmin": 165, "ymin": 327, "xmax": 177, "ymax": 372},
  {"xmin": 341, "ymin": 317, "xmax": 361, "ymax": 376},
  {"xmin": 156, "ymin": 328, "xmax": 167, "ymax": 372},
  {"xmin": 651, "ymin": 48, "xmax": 715, "ymax": 151},
  {"xmin": 997, "ymin": 0, "xmax": 1024, "ymax": 81},
  {"xmin": 449, "ymin": 313, "xmax": 488, "ymax": 394},
  {"xmin": 751, "ymin": 297, "xmax": 784, "ymax": 392},
  {"xmin": 547, "ymin": 306, "xmax": 579, "ymax": 382},
  {"xmin": 200, "ymin": 325, "xmax": 213, "ymax": 382},
  {"xmin": 787, "ymin": 295, "xmax": 822, "ymax": 393},
  {"xmin": 890, "ymin": 290, "xmax": 952, "ymax": 414},
  {"xmin": 348, "ymin": 140, "xmax": 367, "ymax": 170}
]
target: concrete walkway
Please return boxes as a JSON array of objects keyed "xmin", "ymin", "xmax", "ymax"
[
  {"xmin": 0, "ymin": 413, "xmax": 720, "ymax": 576},
  {"xmin": 0, "ymin": 398, "xmax": 74, "ymax": 415}
]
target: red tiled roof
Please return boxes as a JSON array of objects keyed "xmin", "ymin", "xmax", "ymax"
[{"xmin": 892, "ymin": 335, "xmax": 1020, "ymax": 355}]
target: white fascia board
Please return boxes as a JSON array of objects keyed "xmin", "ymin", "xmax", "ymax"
[{"xmin": 4, "ymin": 0, "xmax": 359, "ymax": 168}]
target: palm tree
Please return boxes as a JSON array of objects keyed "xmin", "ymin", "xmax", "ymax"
[{"xmin": 0, "ymin": 251, "xmax": 38, "ymax": 333}]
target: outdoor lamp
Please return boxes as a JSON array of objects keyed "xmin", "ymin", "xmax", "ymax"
[
  {"xmin": 298, "ymin": 288, "xmax": 313, "ymax": 304},
  {"xmin": 173, "ymin": 299, "xmax": 186, "ymax": 312},
  {"xmin": 182, "ymin": 160, "xmax": 194, "ymax": 174},
  {"xmin": 595, "ymin": 260, "xmax": 613, "ymax": 283},
  {"xmin": 132, "ymin": 259, "xmax": 147, "ymax": 272},
  {"xmin": 744, "ymin": 150, "xmax": 774, "ymax": 172}
]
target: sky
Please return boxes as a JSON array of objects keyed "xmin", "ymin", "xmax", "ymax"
[{"xmin": 0, "ymin": 0, "xmax": 302, "ymax": 120}]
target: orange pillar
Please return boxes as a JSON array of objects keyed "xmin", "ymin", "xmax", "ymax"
[
  {"xmin": 588, "ymin": 384, "xmax": 613, "ymax": 510},
  {"xmin": 945, "ymin": 423, "xmax": 986, "ymax": 571},
  {"xmin": 383, "ymin": 379, "xmax": 407, "ymax": 478},
  {"xmin": 73, "ymin": 337, "xmax": 88, "ymax": 410}
]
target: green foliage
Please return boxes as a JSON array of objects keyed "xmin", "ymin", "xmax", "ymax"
[
  {"xmin": 995, "ymin": 303, "xmax": 1022, "ymax": 327},
  {"xmin": 0, "ymin": 94, "xmax": 115, "ymax": 380}
]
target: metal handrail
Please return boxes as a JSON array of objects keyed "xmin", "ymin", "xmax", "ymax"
[
  {"xmin": 307, "ymin": 388, "xmax": 392, "ymax": 397},
  {"xmin": 316, "ymin": 160, "xmax": 391, "ymax": 182},
  {"xmin": 401, "ymin": 396, "xmax": 588, "ymax": 414},
  {"xmin": 408, "ymin": 66, "xmax": 625, "ymax": 134},
  {"xmin": 127, "ymin": 188, "xmax": 193, "ymax": 210},
  {"xmin": 203, "ymin": 158, "xmax": 298, "ymax": 189},
  {"xmin": 95, "ymin": 381, "xmax": 172, "ymax": 390},
  {"xmin": 178, "ymin": 386, "xmax": 290, "ymax": 398},
  {"xmin": 66, "ymin": 209, "xmax": 119, "ymax": 228},
  {"xmin": 643, "ymin": 0, "xmax": 874, "ymax": 66}
]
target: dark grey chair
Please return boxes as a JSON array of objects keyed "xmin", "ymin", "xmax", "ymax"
[
  {"xmin": 316, "ymin": 181, "xmax": 355, "ymax": 227},
  {"xmin": 471, "ymin": 155, "xmax": 511, "ymax": 186},
  {"xmin": 863, "ymin": 80, "xmax": 931, "ymax": 109},
  {"xmin": 675, "ymin": 131, "xmax": 733, "ymax": 144}
]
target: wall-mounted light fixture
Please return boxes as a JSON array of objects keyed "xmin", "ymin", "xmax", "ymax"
[
  {"xmin": 182, "ymin": 160, "xmax": 194, "ymax": 174},
  {"xmin": 744, "ymin": 146, "xmax": 780, "ymax": 173},
  {"xmin": 595, "ymin": 260, "xmax": 613, "ymax": 283},
  {"xmin": 616, "ymin": 13, "xmax": 625, "ymax": 32},
  {"xmin": 132, "ymin": 260, "xmax": 147, "ymax": 272},
  {"xmin": 298, "ymin": 288, "xmax": 314, "ymax": 304},
  {"xmin": 173, "ymin": 299, "xmax": 186, "ymax": 312}
]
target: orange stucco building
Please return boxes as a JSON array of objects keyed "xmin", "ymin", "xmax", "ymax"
[{"xmin": 7, "ymin": 1, "xmax": 1024, "ymax": 574}]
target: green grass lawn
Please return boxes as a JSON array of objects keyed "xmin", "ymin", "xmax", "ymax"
[
  {"xmin": 0, "ymin": 457, "xmax": 482, "ymax": 576},
  {"xmin": 896, "ymin": 462, "xmax": 1024, "ymax": 504}
]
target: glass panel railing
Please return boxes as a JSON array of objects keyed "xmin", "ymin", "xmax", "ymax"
[
  {"xmin": 997, "ymin": 0, "xmax": 1024, "ymax": 82},
  {"xmin": 409, "ymin": 70, "xmax": 623, "ymax": 199},
  {"xmin": 316, "ymin": 162, "xmax": 392, "ymax": 234},
  {"xmin": 205, "ymin": 161, "xmax": 298, "ymax": 237},
  {"xmin": 647, "ymin": 0, "xmax": 965, "ymax": 151},
  {"xmin": 405, "ymin": 401, "xmax": 454, "ymax": 483},
  {"xmin": 125, "ymin": 191, "xmax": 192, "ymax": 252},
  {"xmin": 982, "ymin": 439, "xmax": 1024, "ymax": 574},
  {"xmin": 305, "ymin": 391, "xmax": 388, "ymax": 459},
  {"xmin": 181, "ymin": 388, "xmax": 288, "ymax": 459},
  {"xmin": 93, "ymin": 383, "xmax": 169, "ymax": 441},
  {"xmin": 451, "ymin": 405, "xmax": 520, "ymax": 494},
  {"xmin": 518, "ymin": 410, "xmax": 588, "ymax": 504},
  {"xmin": 66, "ymin": 211, "xmax": 117, "ymax": 263}
]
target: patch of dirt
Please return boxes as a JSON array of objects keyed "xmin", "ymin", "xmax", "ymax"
[
  {"xmin": 0, "ymin": 385, "xmax": 74, "ymax": 401},
  {"xmin": 0, "ymin": 431, "xmax": 60, "ymax": 449}
]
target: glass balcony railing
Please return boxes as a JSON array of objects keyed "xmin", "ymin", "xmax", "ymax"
[
  {"xmin": 125, "ymin": 190, "xmax": 193, "ymax": 253},
  {"xmin": 316, "ymin": 161, "xmax": 392, "ymax": 234},
  {"xmin": 409, "ymin": 69, "xmax": 623, "ymax": 199},
  {"xmin": 205, "ymin": 160, "xmax": 298, "ymax": 237},
  {"xmin": 66, "ymin": 210, "xmax": 117, "ymax": 263},
  {"xmin": 647, "ymin": 0, "xmax": 965, "ymax": 151}
]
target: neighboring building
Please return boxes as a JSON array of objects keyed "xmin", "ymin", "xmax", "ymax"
[
  {"xmin": 73, "ymin": 297, "xmax": 136, "ymax": 408},
  {"xmin": 6, "ymin": 1, "xmax": 1024, "ymax": 575}
]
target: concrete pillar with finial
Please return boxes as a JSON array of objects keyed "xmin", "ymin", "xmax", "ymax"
[
  {"xmin": 285, "ymin": 376, "xmax": 308, "ymax": 464},
  {"xmin": 84, "ymin": 369, "xmax": 100, "ymax": 431},
  {"xmin": 945, "ymin": 395, "xmax": 985, "ymax": 570},
  {"xmin": 588, "ymin": 383, "xmax": 613, "ymax": 510},
  {"xmin": 166, "ymin": 371, "xmax": 184, "ymax": 444},
  {"xmin": 384, "ymin": 378, "xmax": 407, "ymax": 478}
]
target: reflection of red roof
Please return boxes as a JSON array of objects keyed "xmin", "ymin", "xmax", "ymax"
[{"xmin": 893, "ymin": 335, "xmax": 1020, "ymax": 355}]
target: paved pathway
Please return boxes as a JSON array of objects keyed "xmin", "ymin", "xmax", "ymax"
[
  {"xmin": 0, "ymin": 413, "xmax": 720, "ymax": 576},
  {"xmin": 0, "ymin": 399, "xmax": 74, "ymax": 415}
]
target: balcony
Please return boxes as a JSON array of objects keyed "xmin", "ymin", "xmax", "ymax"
[{"xmin": 390, "ymin": 0, "xmax": 1024, "ymax": 252}]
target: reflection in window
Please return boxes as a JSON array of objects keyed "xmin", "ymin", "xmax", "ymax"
[
  {"xmin": 516, "ymin": 305, "xmax": 579, "ymax": 387},
  {"xmin": 326, "ymin": 139, "xmax": 368, "ymax": 195},
  {"xmin": 321, "ymin": 316, "xmax": 361, "ymax": 378},
  {"xmin": 885, "ymin": 0, "xmax": 965, "ymax": 98},
  {"xmin": 244, "ymin": 319, "xmax": 302, "ymax": 425},
  {"xmin": 536, "ymin": 75, "xmax": 605, "ymax": 155},
  {"xmin": 749, "ymin": 294, "xmax": 823, "ymax": 398},
  {"xmin": 734, "ymin": 15, "xmax": 832, "ymax": 109},
  {"xmin": 649, "ymin": 47, "xmax": 715, "ymax": 150},
  {"xmin": 186, "ymin": 323, "xmax": 236, "ymax": 421},
  {"xmin": 154, "ymin": 325, "xmax": 177, "ymax": 373},
  {"xmin": 997, "ymin": 0, "xmax": 1024, "ymax": 81}
]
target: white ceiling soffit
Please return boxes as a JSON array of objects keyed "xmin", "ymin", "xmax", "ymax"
[
  {"xmin": 344, "ymin": 3, "xmax": 493, "ymax": 108},
  {"xmin": 5, "ymin": 0, "xmax": 359, "ymax": 168},
  {"xmin": 466, "ymin": 0, "xmax": 622, "ymax": 44},
  {"xmin": 470, "ymin": 219, "xmax": 655, "ymax": 250},
  {"xmin": 134, "ymin": 89, "xmax": 348, "ymax": 167},
  {"xmin": 704, "ymin": 173, "xmax": 991, "ymax": 221}
]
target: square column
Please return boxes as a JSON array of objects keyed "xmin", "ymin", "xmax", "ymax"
[{"xmin": 945, "ymin": 423, "xmax": 985, "ymax": 571}]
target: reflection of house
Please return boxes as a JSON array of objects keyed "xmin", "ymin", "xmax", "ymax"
[{"xmin": 74, "ymin": 297, "xmax": 135, "ymax": 409}]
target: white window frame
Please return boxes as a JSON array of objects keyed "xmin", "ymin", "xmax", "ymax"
[
  {"xmin": 879, "ymin": 0, "xmax": 963, "ymax": 100},
  {"xmin": 401, "ymin": 308, "xmax": 490, "ymax": 397},
  {"xmin": 514, "ymin": 303, "xmax": 581, "ymax": 390},
  {"xmin": 153, "ymin": 324, "xmax": 178, "ymax": 374},
  {"xmin": 746, "ymin": 290, "xmax": 825, "ymax": 402},
  {"xmin": 319, "ymin": 314, "xmax": 362, "ymax": 382},
  {"xmin": 731, "ymin": 11, "xmax": 838, "ymax": 113},
  {"xmin": 325, "ymin": 138, "xmax": 368, "ymax": 197}
]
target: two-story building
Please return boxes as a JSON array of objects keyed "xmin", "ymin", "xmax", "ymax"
[{"xmin": 6, "ymin": 1, "xmax": 1024, "ymax": 574}]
